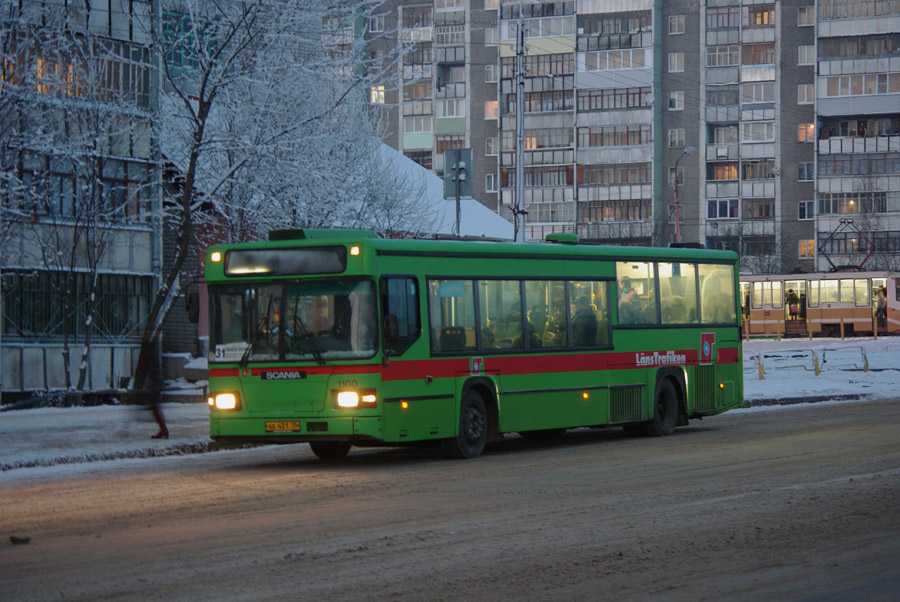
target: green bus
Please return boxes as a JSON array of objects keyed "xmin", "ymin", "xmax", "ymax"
[{"xmin": 205, "ymin": 229, "xmax": 743, "ymax": 460}]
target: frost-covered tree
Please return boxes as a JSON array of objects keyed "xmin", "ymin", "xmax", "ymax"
[
  {"xmin": 1, "ymin": 3, "xmax": 157, "ymax": 392},
  {"xmin": 133, "ymin": 0, "xmax": 419, "ymax": 387}
]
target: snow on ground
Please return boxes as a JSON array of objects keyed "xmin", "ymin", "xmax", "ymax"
[{"xmin": 1, "ymin": 336, "xmax": 897, "ymax": 476}]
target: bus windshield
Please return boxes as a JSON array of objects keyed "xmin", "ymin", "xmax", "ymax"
[{"xmin": 211, "ymin": 280, "xmax": 377, "ymax": 363}]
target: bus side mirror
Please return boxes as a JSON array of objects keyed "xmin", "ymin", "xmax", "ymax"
[{"xmin": 186, "ymin": 291, "xmax": 200, "ymax": 323}]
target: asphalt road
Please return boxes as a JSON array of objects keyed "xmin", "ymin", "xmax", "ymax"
[{"xmin": 2, "ymin": 399, "xmax": 899, "ymax": 601}]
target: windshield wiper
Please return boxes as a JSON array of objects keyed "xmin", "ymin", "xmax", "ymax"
[
  {"xmin": 240, "ymin": 294, "xmax": 274, "ymax": 367},
  {"xmin": 292, "ymin": 313, "xmax": 326, "ymax": 366}
]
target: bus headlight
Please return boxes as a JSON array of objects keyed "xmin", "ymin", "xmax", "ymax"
[
  {"xmin": 335, "ymin": 389, "xmax": 377, "ymax": 409},
  {"xmin": 211, "ymin": 392, "xmax": 240, "ymax": 410},
  {"xmin": 337, "ymin": 391, "xmax": 359, "ymax": 408}
]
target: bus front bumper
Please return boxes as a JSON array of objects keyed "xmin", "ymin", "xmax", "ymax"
[{"xmin": 210, "ymin": 415, "xmax": 383, "ymax": 444}]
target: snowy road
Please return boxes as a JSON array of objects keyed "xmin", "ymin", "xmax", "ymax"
[{"xmin": 2, "ymin": 399, "xmax": 899, "ymax": 601}]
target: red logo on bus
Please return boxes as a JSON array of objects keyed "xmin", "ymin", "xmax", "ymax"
[{"xmin": 700, "ymin": 333, "xmax": 715, "ymax": 364}]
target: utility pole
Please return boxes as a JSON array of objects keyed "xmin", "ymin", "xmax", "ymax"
[
  {"xmin": 513, "ymin": 0, "xmax": 526, "ymax": 243},
  {"xmin": 672, "ymin": 146, "xmax": 695, "ymax": 244}
]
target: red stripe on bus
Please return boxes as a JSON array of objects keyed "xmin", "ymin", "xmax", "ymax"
[
  {"xmin": 211, "ymin": 347, "xmax": 739, "ymax": 381},
  {"xmin": 717, "ymin": 347, "xmax": 740, "ymax": 364}
]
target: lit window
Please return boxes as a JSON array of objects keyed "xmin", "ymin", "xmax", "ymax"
[
  {"xmin": 485, "ymin": 100, "xmax": 499, "ymax": 119},
  {"xmin": 370, "ymin": 85, "xmax": 385, "ymax": 104},
  {"xmin": 798, "ymin": 240, "xmax": 815, "ymax": 258},
  {"xmin": 798, "ymin": 123, "xmax": 815, "ymax": 142}
]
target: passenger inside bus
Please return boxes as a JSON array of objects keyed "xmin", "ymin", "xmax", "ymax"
[{"xmin": 571, "ymin": 295, "xmax": 598, "ymax": 346}]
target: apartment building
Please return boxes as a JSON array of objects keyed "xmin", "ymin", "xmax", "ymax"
[
  {"xmin": 1, "ymin": 1, "xmax": 162, "ymax": 398},
  {"xmin": 372, "ymin": 0, "xmax": 900, "ymax": 273}
]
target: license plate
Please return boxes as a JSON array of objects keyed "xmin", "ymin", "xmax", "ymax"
[{"xmin": 265, "ymin": 421, "xmax": 300, "ymax": 433}]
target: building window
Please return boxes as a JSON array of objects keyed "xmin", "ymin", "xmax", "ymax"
[
  {"xmin": 368, "ymin": 15, "xmax": 385, "ymax": 33},
  {"xmin": 707, "ymin": 163, "xmax": 739, "ymax": 181},
  {"xmin": 799, "ymin": 201, "xmax": 815, "ymax": 220},
  {"xmin": 742, "ymin": 161, "xmax": 776, "ymax": 180},
  {"xmin": 798, "ymin": 240, "xmax": 815, "ymax": 258},
  {"xmin": 798, "ymin": 7, "xmax": 814, "ymax": 26},
  {"xmin": 707, "ymin": 84, "xmax": 740, "ymax": 106},
  {"xmin": 741, "ymin": 121, "xmax": 775, "ymax": 143},
  {"xmin": 744, "ymin": 5, "xmax": 775, "ymax": 27},
  {"xmin": 578, "ymin": 124, "xmax": 651, "ymax": 148},
  {"xmin": 742, "ymin": 43, "xmax": 776, "ymax": 65},
  {"xmin": 743, "ymin": 199, "xmax": 775, "ymax": 219},
  {"xmin": 485, "ymin": 0, "xmax": 498, "ymax": 8},
  {"xmin": 370, "ymin": 85, "xmax": 385, "ymax": 104},
  {"xmin": 485, "ymin": 136, "xmax": 498, "ymax": 156},
  {"xmin": 485, "ymin": 173, "xmax": 498, "ymax": 193},
  {"xmin": 436, "ymin": 134, "xmax": 464, "ymax": 154},
  {"xmin": 668, "ymin": 15, "xmax": 685, "ymax": 34},
  {"xmin": 709, "ymin": 124, "xmax": 738, "ymax": 144},
  {"xmin": 485, "ymin": 27, "xmax": 498, "ymax": 46},
  {"xmin": 668, "ymin": 90, "xmax": 684, "ymax": 110},
  {"xmin": 707, "ymin": 45, "xmax": 739, "ymax": 67},
  {"xmin": 579, "ymin": 199, "xmax": 651, "ymax": 222},
  {"xmin": 823, "ymin": 73, "xmax": 900, "ymax": 97},
  {"xmin": 798, "ymin": 45, "xmax": 815, "ymax": 66},
  {"xmin": 798, "ymin": 162, "xmax": 814, "ymax": 181},
  {"xmin": 580, "ymin": 48, "xmax": 646, "ymax": 71},
  {"xmin": 404, "ymin": 115, "xmax": 432, "ymax": 133},
  {"xmin": 668, "ymin": 129, "xmax": 685, "ymax": 148},
  {"xmin": 668, "ymin": 52, "xmax": 684, "ymax": 73},
  {"xmin": 707, "ymin": 199, "xmax": 739, "ymax": 219},
  {"xmin": 707, "ymin": 7, "xmax": 740, "ymax": 29},
  {"xmin": 436, "ymin": 98, "xmax": 465, "ymax": 118},
  {"xmin": 405, "ymin": 151, "xmax": 432, "ymax": 170},
  {"xmin": 798, "ymin": 123, "xmax": 815, "ymax": 142},
  {"xmin": 669, "ymin": 166, "xmax": 685, "ymax": 186},
  {"xmin": 485, "ymin": 64, "xmax": 498, "ymax": 83},
  {"xmin": 577, "ymin": 87, "xmax": 651, "ymax": 111},
  {"xmin": 798, "ymin": 83, "xmax": 814, "ymax": 104},
  {"xmin": 742, "ymin": 82, "xmax": 775, "ymax": 103},
  {"xmin": 485, "ymin": 100, "xmax": 499, "ymax": 119}
]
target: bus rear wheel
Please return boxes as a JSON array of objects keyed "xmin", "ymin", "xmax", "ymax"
[
  {"xmin": 444, "ymin": 390, "xmax": 488, "ymax": 459},
  {"xmin": 642, "ymin": 379, "xmax": 679, "ymax": 437},
  {"xmin": 309, "ymin": 441, "xmax": 351, "ymax": 460}
]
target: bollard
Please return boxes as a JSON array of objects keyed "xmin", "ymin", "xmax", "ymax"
[
  {"xmin": 840, "ymin": 318, "xmax": 845, "ymax": 340},
  {"xmin": 777, "ymin": 319, "xmax": 782, "ymax": 341},
  {"xmin": 873, "ymin": 315, "xmax": 878, "ymax": 341},
  {"xmin": 758, "ymin": 357, "xmax": 765, "ymax": 380},
  {"xmin": 814, "ymin": 354, "xmax": 820, "ymax": 376}
]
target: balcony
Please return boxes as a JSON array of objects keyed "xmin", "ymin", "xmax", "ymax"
[{"xmin": 817, "ymin": 134, "xmax": 900, "ymax": 155}]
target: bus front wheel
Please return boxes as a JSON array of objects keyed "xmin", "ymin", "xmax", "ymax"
[
  {"xmin": 444, "ymin": 390, "xmax": 488, "ymax": 459},
  {"xmin": 642, "ymin": 379, "xmax": 679, "ymax": 437},
  {"xmin": 309, "ymin": 441, "xmax": 351, "ymax": 460}
]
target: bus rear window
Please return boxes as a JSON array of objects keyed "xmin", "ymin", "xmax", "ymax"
[{"xmin": 225, "ymin": 247, "xmax": 347, "ymax": 276}]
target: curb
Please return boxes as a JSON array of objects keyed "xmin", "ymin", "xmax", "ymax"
[{"xmin": 742, "ymin": 393, "xmax": 865, "ymax": 408}]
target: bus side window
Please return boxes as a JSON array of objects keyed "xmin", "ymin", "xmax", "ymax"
[
  {"xmin": 382, "ymin": 276, "xmax": 420, "ymax": 356},
  {"xmin": 428, "ymin": 279, "xmax": 477, "ymax": 353},
  {"xmin": 698, "ymin": 264, "xmax": 737, "ymax": 324}
]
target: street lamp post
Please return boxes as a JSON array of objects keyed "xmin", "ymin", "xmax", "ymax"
[{"xmin": 673, "ymin": 146, "xmax": 696, "ymax": 244}]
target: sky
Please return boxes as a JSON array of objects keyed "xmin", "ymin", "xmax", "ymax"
[{"xmin": 1, "ymin": 336, "xmax": 897, "ymax": 480}]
